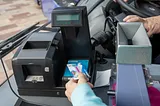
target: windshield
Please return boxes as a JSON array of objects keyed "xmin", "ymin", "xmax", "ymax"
[{"xmin": 41, "ymin": 0, "xmax": 80, "ymax": 21}]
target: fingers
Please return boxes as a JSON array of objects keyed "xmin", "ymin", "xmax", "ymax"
[
  {"xmin": 65, "ymin": 79, "xmax": 77, "ymax": 102},
  {"xmin": 78, "ymin": 73, "xmax": 87, "ymax": 85},
  {"xmin": 147, "ymin": 26, "xmax": 155, "ymax": 37},
  {"xmin": 65, "ymin": 73, "xmax": 93, "ymax": 102},
  {"xmin": 123, "ymin": 15, "xmax": 141, "ymax": 22},
  {"xmin": 77, "ymin": 73, "xmax": 94, "ymax": 88},
  {"xmin": 123, "ymin": 15, "xmax": 134, "ymax": 22},
  {"xmin": 71, "ymin": 78, "xmax": 78, "ymax": 83},
  {"xmin": 65, "ymin": 73, "xmax": 94, "ymax": 102},
  {"xmin": 65, "ymin": 79, "xmax": 76, "ymax": 89},
  {"xmin": 88, "ymin": 82, "xmax": 94, "ymax": 88},
  {"xmin": 65, "ymin": 91, "xmax": 71, "ymax": 102},
  {"xmin": 147, "ymin": 31, "xmax": 153, "ymax": 37}
]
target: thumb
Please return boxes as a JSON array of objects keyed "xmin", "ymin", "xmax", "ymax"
[
  {"xmin": 147, "ymin": 30, "xmax": 153, "ymax": 37},
  {"xmin": 147, "ymin": 25, "xmax": 155, "ymax": 37},
  {"xmin": 78, "ymin": 73, "xmax": 87, "ymax": 85}
]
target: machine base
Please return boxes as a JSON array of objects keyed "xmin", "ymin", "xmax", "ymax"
[
  {"xmin": 18, "ymin": 88, "xmax": 66, "ymax": 97},
  {"xmin": 14, "ymin": 99, "xmax": 40, "ymax": 106}
]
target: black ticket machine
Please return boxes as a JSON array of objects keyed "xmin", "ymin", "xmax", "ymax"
[
  {"xmin": 12, "ymin": 6, "xmax": 96, "ymax": 97},
  {"xmin": 52, "ymin": 6, "xmax": 96, "ymax": 87}
]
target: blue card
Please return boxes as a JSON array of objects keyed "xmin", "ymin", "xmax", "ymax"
[{"xmin": 63, "ymin": 60, "xmax": 90, "ymax": 78}]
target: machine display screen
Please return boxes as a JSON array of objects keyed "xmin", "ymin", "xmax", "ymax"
[{"xmin": 56, "ymin": 14, "xmax": 80, "ymax": 21}]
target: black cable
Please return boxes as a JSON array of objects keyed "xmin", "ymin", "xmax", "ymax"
[
  {"xmin": 0, "ymin": 21, "xmax": 50, "ymax": 58},
  {"xmin": 104, "ymin": 16, "xmax": 116, "ymax": 32},
  {"xmin": 104, "ymin": 17, "xmax": 109, "ymax": 31},
  {"xmin": 0, "ymin": 58, "xmax": 20, "ymax": 98},
  {"xmin": 0, "ymin": 58, "xmax": 51, "ymax": 106},
  {"xmin": 0, "ymin": 22, "xmax": 39, "ymax": 49}
]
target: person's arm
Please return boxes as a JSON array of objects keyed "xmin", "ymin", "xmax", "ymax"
[
  {"xmin": 65, "ymin": 73, "xmax": 107, "ymax": 106},
  {"xmin": 71, "ymin": 83, "xmax": 107, "ymax": 106},
  {"xmin": 145, "ymin": 16, "xmax": 160, "ymax": 36}
]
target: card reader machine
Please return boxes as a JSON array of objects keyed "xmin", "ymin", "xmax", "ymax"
[
  {"xmin": 52, "ymin": 6, "xmax": 92, "ymax": 59},
  {"xmin": 52, "ymin": 6, "xmax": 96, "ymax": 84},
  {"xmin": 12, "ymin": 6, "xmax": 96, "ymax": 97}
]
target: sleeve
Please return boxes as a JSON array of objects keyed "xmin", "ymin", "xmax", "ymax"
[{"xmin": 71, "ymin": 83, "xmax": 107, "ymax": 106}]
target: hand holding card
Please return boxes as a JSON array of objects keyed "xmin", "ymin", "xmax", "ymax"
[
  {"xmin": 67, "ymin": 62, "xmax": 90, "ymax": 80},
  {"xmin": 67, "ymin": 64, "xmax": 79, "ymax": 79}
]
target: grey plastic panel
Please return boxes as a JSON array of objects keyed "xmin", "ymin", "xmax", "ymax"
[
  {"xmin": 116, "ymin": 64, "xmax": 151, "ymax": 106},
  {"xmin": 116, "ymin": 22, "xmax": 152, "ymax": 64},
  {"xmin": 16, "ymin": 32, "xmax": 56, "ymax": 60},
  {"xmin": 18, "ymin": 50, "xmax": 48, "ymax": 59},
  {"xmin": 28, "ymin": 32, "xmax": 56, "ymax": 41}
]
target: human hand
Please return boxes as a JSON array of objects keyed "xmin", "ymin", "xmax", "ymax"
[
  {"xmin": 65, "ymin": 73, "xmax": 93, "ymax": 102},
  {"xmin": 123, "ymin": 15, "xmax": 160, "ymax": 37},
  {"xmin": 113, "ymin": 0, "xmax": 128, "ymax": 2},
  {"xmin": 123, "ymin": 15, "xmax": 148, "ymax": 30}
]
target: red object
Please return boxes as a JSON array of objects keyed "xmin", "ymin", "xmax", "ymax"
[{"xmin": 112, "ymin": 83, "xmax": 160, "ymax": 106}]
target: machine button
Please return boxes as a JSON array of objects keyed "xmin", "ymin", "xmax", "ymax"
[
  {"xmin": 52, "ymin": 39, "xmax": 59, "ymax": 46},
  {"xmin": 57, "ymin": 92, "xmax": 60, "ymax": 96},
  {"xmin": 45, "ymin": 67, "xmax": 49, "ymax": 72}
]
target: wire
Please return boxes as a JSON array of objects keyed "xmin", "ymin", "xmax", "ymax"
[
  {"xmin": 104, "ymin": 17, "xmax": 109, "ymax": 31},
  {"xmin": 104, "ymin": 16, "xmax": 114, "ymax": 31},
  {"xmin": 0, "ymin": 58, "xmax": 20, "ymax": 98},
  {"xmin": 0, "ymin": 22, "xmax": 39, "ymax": 49},
  {"xmin": 0, "ymin": 21, "xmax": 50, "ymax": 58},
  {"xmin": 0, "ymin": 57, "xmax": 51, "ymax": 106}
]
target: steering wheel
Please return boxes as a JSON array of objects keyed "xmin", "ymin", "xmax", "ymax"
[{"xmin": 116, "ymin": 0, "xmax": 152, "ymax": 18}]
